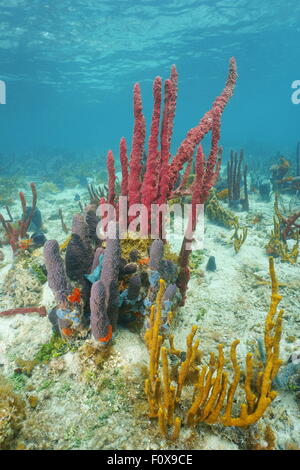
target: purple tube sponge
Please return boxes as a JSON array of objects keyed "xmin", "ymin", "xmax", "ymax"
[
  {"xmin": 129, "ymin": 249, "xmax": 139, "ymax": 262},
  {"xmin": 163, "ymin": 283, "xmax": 178, "ymax": 302},
  {"xmin": 84, "ymin": 204, "xmax": 99, "ymax": 243},
  {"xmin": 44, "ymin": 239, "xmax": 70, "ymax": 303},
  {"xmin": 100, "ymin": 230, "xmax": 121, "ymax": 331},
  {"xmin": 90, "ymin": 280, "xmax": 111, "ymax": 343},
  {"xmin": 72, "ymin": 213, "xmax": 94, "ymax": 269},
  {"xmin": 91, "ymin": 247, "xmax": 104, "ymax": 272},
  {"xmin": 107, "ymin": 280, "xmax": 120, "ymax": 332},
  {"xmin": 72, "ymin": 213, "xmax": 89, "ymax": 240},
  {"xmin": 159, "ymin": 259, "xmax": 177, "ymax": 283},
  {"xmin": 65, "ymin": 233, "xmax": 91, "ymax": 281},
  {"xmin": 127, "ymin": 273, "xmax": 141, "ymax": 301},
  {"xmin": 149, "ymin": 239, "xmax": 164, "ymax": 271},
  {"xmin": 121, "ymin": 263, "xmax": 137, "ymax": 275}
]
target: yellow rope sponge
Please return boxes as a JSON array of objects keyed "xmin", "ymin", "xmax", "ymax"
[
  {"xmin": 144, "ymin": 279, "xmax": 167, "ymax": 419},
  {"xmin": 221, "ymin": 257, "xmax": 283, "ymax": 426},
  {"xmin": 144, "ymin": 279, "xmax": 181, "ymax": 437},
  {"xmin": 144, "ymin": 257, "xmax": 283, "ymax": 437}
]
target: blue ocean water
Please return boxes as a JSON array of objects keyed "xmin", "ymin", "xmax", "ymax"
[{"xmin": 0, "ymin": 0, "xmax": 299, "ymax": 163}]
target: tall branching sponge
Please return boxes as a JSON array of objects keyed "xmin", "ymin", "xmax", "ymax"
[{"xmin": 144, "ymin": 258, "xmax": 283, "ymax": 439}]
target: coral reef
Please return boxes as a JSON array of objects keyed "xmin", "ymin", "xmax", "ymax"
[{"xmin": 3, "ymin": 57, "xmax": 299, "ymax": 451}]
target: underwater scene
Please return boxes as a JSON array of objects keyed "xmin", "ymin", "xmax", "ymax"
[{"xmin": 0, "ymin": 0, "xmax": 300, "ymax": 453}]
